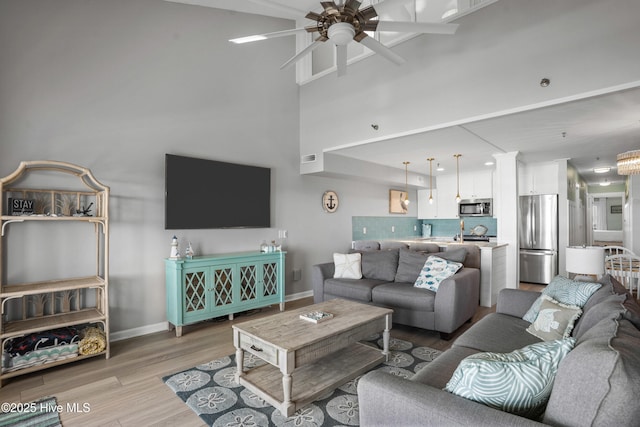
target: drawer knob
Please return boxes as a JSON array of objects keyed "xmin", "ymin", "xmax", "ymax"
[{"xmin": 250, "ymin": 345, "xmax": 263, "ymax": 352}]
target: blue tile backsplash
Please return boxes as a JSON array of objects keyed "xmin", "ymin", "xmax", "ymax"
[{"xmin": 352, "ymin": 216, "xmax": 497, "ymax": 240}]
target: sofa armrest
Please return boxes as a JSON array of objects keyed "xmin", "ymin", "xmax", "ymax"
[
  {"xmin": 311, "ymin": 262, "xmax": 334, "ymax": 304},
  {"xmin": 496, "ymin": 288, "xmax": 541, "ymax": 318},
  {"xmin": 358, "ymin": 370, "xmax": 547, "ymax": 427},
  {"xmin": 434, "ymin": 267, "xmax": 480, "ymax": 333}
]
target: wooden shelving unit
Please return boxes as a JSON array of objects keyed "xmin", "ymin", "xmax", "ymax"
[{"xmin": 0, "ymin": 161, "xmax": 110, "ymax": 386}]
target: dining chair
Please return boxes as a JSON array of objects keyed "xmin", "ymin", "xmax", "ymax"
[
  {"xmin": 602, "ymin": 245, "xmax": 637, "ymax": 257},
  {"xmin": 605, "ymin": 253, "xmax": 640, "ymax": 298}
]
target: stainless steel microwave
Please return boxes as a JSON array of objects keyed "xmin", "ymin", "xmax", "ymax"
[{"xmin": 458, "ymin": 198, "xmax": 493, "ymax": 217}]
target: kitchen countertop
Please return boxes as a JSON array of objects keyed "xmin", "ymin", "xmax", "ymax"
[{"xmin": 394, "ymin": 237, "xmax": 509, "ymax": 249}]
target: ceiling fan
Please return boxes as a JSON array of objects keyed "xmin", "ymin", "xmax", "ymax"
[{"xmin": 230, "ymin": 0, "xmax": 459, "ymax": 76}]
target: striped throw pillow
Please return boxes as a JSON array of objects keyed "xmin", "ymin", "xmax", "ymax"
[
  {"xmin": 523, "ymin": 276, "xmax": 601, "ymax": 323},
  {"xmin": 445, "ymin": 338, "xmax": 576, "ymax": 419}
]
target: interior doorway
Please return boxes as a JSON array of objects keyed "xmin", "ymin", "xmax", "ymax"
[{"xmin": 587, "ymin": 192, "xmax": 624, "ymax": 246}]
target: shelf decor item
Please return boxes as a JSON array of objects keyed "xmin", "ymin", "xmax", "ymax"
[
  {"xmin": 299, "ymin": 311, "xmax": 334, "ymax": 323},
  {"xmin": 169, "ymin": 236, "xmax": 181, "ymax": 259}
]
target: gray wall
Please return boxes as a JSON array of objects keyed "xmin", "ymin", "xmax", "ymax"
[{"xmin": 0, "ymin": 0, "xmax": 396, "ymax": 337}]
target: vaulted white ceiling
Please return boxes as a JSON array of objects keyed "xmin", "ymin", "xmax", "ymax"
[{"xmin": 166, "ymin": 0, "xmax": 640, "ymax": 186}]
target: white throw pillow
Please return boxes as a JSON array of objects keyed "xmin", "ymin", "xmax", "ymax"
[
  {"xmin": 333, "ymin": 253, "xmax": 362, "ymax": 279},
  {"xmin": 413, "ymin": 256, "xmax": 463, "ymax": 292}
]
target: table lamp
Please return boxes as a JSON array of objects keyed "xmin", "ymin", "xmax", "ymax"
[{"xmin": 566, "ymin": 246, "xmax": 605, "ymax": 281}]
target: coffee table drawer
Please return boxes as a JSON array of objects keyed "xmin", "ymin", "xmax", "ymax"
[{"xmin": 240, "ymin": 334, "xmax": 278, "ymax": 365}]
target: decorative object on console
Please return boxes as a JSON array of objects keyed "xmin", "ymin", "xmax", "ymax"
[
  {"xmin": 565, "ymin": 245, "xmax": 605, "ymax": 281},
  {"xmin": 617, "ymin": 149, "xmax": 640, "ymax": 175},
  {"xmin": 185, "ymin": 241, "xmax": 194, "ymax": 259},
  {"xmin": 169, "ymin": 235, "xmax": 181, "ymax": 259},
  {"xmin": 322, "ymin": 190, "xmax": 339, "ymax": 213},
  {"xmin": 454, "ymin": 154, "xmax": 462, "ymax": 203},
  {"xmin": 299, "ymin": 311, "xmax": 334, "ymax": 323}
]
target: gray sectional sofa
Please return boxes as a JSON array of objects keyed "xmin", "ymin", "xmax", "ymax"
[
  {"xmin": 311, "ymin": 241, "xmax": 481, "ymax": 338},
  {"xmin": 357, "ymin": 275, "xmax": 640, "ymax": 426}
]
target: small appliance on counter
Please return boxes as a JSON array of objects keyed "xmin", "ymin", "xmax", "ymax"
[{"xmin": 422, "ymin": 223, "xmax": 432, "ymax": 237}]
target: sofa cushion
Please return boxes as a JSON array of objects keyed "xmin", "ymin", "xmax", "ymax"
[
  {"xmin": 411, "ymin": 345, "xmax": 481, "ymax": 389},
  {"xmin": 371, "ymin": 282, "xmax": 435, "ymax": 312},
  {"xmin": 360, "ymin": 249, "xmax": 399, "ymax": 282},
  {"xmin": 526, "ymin": 295, "xmax": 582, "ymax": 341},
  {"xmin": 523, "ymin": 275, "xmax": 601, "ymax": 323},
  {"xmin": 414, "ymin": 256, "xmax": 463, "ymax": 292},
  {"xmin": 455, "ymin": 313, "xmax": 542, "ymax": 353},
  {"xmin": 572, "ymin": 293, "xmax": 626, "ymax": 340},
  {"xmin": 352, "ymin": 240, "xmax": 380, "ymax": 251},
  {"xmin": 394, "ymin": 249, "xmax": 430, "ymax": 283},
  {"xmin": 544, "ymin": 318, "xmax": 640, "ymax": 427},
  {"xmin": 333, "ymin": 253, "xmax": 362, "ymax": 279},
  {"xmin": 445, "ymin": 338, "xmax": 576, "ymax": 419},
  {"xmin": 408, "ymin": 242, "xmax": 441, "ymax": 253},
  {"xmin": 324, "ymin": 277, "xmax": 387, "ymax": 302},
  {"xmin": 437, "ymin": 247, "xmax": 467, "ymax": 263}
]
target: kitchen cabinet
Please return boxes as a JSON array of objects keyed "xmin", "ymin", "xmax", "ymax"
[
  {"xmin": 460, "ymin": 170, "xmax": 493, "ymax": 199},
  {"xmin": 519, "ymin": 162, "xmax": 559, "ymax": 195},
  {"xmin": 435, "ymin": 174, "xmax": 460, "ymax": 218},
  {"xmin": 417, "ymin": 189, "xmax": 438, "ymax": 219},
  {"xmin": 165, "ymin": 251, "xmax": 285, "ymax": 337}
]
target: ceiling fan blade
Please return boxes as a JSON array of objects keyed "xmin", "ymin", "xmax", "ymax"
[
  {"xmin": 344, "ymin": 0, "xmax": 362, "ymax": 16},
  {"xmin": 336, "ymin": 44, "xmax": 348, "ymax": 77},
  {"xmin": 246, "ymin": 0, "xmax": 307, "ymax": 18},
  {"xmin": 376, "ymin": 21, "xmax": 459, "ymax": 35},
  {"xmin": 229, "ymin": 27, "xmax": 308, "ymax": 44},
  {"xmin": 357, "ymin": 34, "xmax": 405, "ymax": 65},
  {"xmin": 320, "ymin": 1, "xmax": 340, "ymax": 16},
  {"xmin": 280, "ymin": 39, "xmax": 325, "ymax": 69}
]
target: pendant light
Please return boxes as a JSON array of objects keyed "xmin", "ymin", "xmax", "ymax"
[
  {"xmin": 617, "ymin": 150, "xmax": 640, "ymax": 175},
  {"xmin": 427, "ymin": 157, "xmax": 435, "ymax": 204},
  {"xmin": 454, "ymin": 154, "xmax": 462, "ymax": 203},
  {"xmin": 403, "ymin": 161, "xmax": 410, "ymax": 206}
]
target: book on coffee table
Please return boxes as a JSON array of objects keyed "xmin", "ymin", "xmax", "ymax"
[{"xmin": 299, "ymin": 311, "xmax": 333, "ymax": 323}]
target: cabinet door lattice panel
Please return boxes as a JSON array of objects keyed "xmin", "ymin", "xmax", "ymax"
[
  {"xmin": 240, "ymin": 265, "xmax": 257, "ymax": 301},
  {"xmin": 184, "ymin": 271, "xmax": 206, "ymax": 313},
  {"xmin": 263, "ymin": 262, "xmax": 278, "ymax": 297},
  {"xmin": 213, "ymin": 267, "xmax": 233, "ymax": 307}
]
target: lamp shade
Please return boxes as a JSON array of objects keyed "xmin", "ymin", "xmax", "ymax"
[{"xmin": 566, "ymin": 246, "xmax": 605, "ymax": 276}]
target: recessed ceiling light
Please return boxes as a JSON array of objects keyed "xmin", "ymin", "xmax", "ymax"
[
  {"xmin": 436, "ymin": 163, "xmax": 444, "ymax": 172},
  {"xmin": 484, "ymin": 161, "xmax": 494, "ymax": 166},
  {"xmin": 593, "ymin": 167, "xmax": 611, "ymax": 174},
  {"xmin": 600, "ymin": 180, "xmax": 611, "ymax": 186}
]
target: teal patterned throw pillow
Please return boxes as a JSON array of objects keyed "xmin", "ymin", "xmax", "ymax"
[
  {"xmin": 523, "ymin": 276, "xmax": 601, "ymax": 323},
  {"xmin": 413, "ymin": 256, "xmax": 463, "ymax": 292},
  {"xmin": 445, "ymin": 338, "xmax": 576, "ymax": 419}
]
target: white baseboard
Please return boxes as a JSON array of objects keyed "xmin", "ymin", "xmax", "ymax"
[{"xmin": 110, "ymin": 291, "xmax": 314, "ymax": 342}]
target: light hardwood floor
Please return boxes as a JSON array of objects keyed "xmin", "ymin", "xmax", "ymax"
[{"xmin": 0, "ymin": 285, "xmax": 545, "ymax": 426}]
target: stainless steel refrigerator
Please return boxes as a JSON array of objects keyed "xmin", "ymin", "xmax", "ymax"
[{"xmin": 519, "ymin": 194, "xmax": 558, "ymax": 284}]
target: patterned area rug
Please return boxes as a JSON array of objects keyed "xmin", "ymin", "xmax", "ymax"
[
  {"xmin": 163, "ymin": 336, "xmax": 441, "ymax": 426},
  {"xmin": 0, "ymin": 397, "xmax": 62, "ymax": 427}
]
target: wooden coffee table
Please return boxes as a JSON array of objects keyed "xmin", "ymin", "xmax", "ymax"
[{"xmin": 232, "ymin": 298, "xmax": 392, "ymax": 417}]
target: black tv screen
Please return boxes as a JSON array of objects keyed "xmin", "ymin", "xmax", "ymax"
[{"xmin": 165, "ymin": 154, "xmax": 271, "ymax": 229}]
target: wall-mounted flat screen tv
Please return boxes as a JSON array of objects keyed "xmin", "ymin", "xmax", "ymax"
[{"xmin": 165, "ymin": 154, "xmax": 271, "ymax": 229}]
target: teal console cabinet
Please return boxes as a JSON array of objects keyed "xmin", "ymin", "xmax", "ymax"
[{"xmin": 165, "ymin": 251, "xmax": 285, "ymax": 336}]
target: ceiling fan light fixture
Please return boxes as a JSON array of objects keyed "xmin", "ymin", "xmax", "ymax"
[
  {"xmin": 328, "ymin": 22, "xmax": 356, "ymax": 46},
  {"xmin": 617, "ymin": 150, "xmax": 640, "ymax": 175}
]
